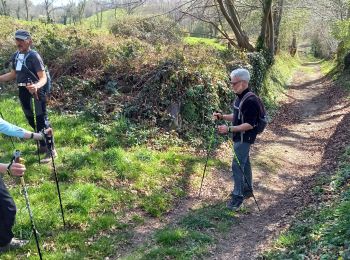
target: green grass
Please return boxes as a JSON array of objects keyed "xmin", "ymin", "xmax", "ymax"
[
  {"xmin": 0, "ymin": 88, "xmax": 232, "ymax": 259},
  {"xmin": 320, "ymin": 59, "xmax": 337, "ymax": 75},
  {"xmin": 261, "ymin": 52, "xmax": 301, "ymax": 113},
  {"xmin": 183, "ymin": 36, "xmax": 227, "ymax": 51},
  {"xmin": 122, "ymin": 204, "xmax": 236, "ymax": 259},
  {"xmin": 262, "ymin": 146, "xmax": 350, "ymax": 260},
  {"xmin": 320, "ymin": 59, "xmax": 350, "ymax": 90}
]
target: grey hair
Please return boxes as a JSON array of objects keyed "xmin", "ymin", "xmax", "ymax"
[{"xmin": 230, "ymin": 68, "xmax": 250, "ymax": 82}]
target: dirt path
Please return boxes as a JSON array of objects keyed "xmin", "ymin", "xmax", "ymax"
[
  {"xmin": 116, "ymin": 63, "xmax": 349, "ymax": 259},
  {"xmin": 206, "ymin": 63, "xmax": 350, "ymax": 259}
]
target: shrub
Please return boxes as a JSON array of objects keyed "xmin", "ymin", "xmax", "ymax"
[{"xmin": 110, "ymin": 16, "xmax": 183, "ymax": 44}]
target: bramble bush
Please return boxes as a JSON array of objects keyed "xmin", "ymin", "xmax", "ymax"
[
  {"xmin": 0, "ymin": 15, "xmax": 282, "ymax": 141},
  {"xmin": 110, "ymin": 16, "xmax": 183, "ymax": 44}
]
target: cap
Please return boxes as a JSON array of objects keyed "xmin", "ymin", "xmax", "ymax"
[{"xmin": 15, "ymin": 29, "xmax": 31, "ymax": 40}]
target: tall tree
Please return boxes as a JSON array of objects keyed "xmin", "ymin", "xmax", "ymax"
[
  {"xmin": 273, "ymin": 0, "xmax": 284, "ymax": 54},
  {"xmin": 258, "ymin": 0, "xmax": 274, "ymax": 56},
  {"xmin": 0, "ymin": 0, "xmax": 9, "ymax": 16},
  {"xmin": 43, "ymin": 0, "xmax": 55, "ymax": 23},
  {"xmin": 77, "ymin": 0, "xmax": 87, "ymax": 23},
  {"xmin": 24, "ymin": 0, "xmax": 29, "ymax": 20},
  {"xmin": 216, "ymin": 0, "xmax": 255, "ymax": 51}
]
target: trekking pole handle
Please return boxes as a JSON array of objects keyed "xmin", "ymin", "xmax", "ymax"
[
  {"xmin": 27, "ymin": 78, "xmax": 39, "ymax": 100},
  {"xmin": 7, "ymin": 150, "xmax": 21, "ymax": 172},
  {"xmin": 43, "ymin": 121, "xmax": 53, "ymax": 150}
]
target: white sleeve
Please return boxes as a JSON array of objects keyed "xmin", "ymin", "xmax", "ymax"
[{"xmin": 0, "ymin": 118, "xmax": 27, "ymax": 138}]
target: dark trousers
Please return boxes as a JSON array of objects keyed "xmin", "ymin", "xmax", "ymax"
[
  {"xmin": 0, "ymin": 176, "xmax": 16, "ymax": 246},
  {"xmin": 18, "ymin": 87, "xmax": 52, "ymax": 147},
  {"xmin": 231, "ymin": 142, "xmax": 253, "ymax": 197}
]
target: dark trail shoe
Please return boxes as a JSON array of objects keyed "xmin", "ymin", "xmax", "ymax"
[
  {"xmin": 243, "ymin": 189, "xmax": 254, "ymax": 199},
  {"xmin": 227, "ymin": 195, "xmax": 243, "ymax": 211}
]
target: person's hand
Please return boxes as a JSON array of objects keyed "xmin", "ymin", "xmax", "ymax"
[
  {"xmin": 213, "ymin": 112, "xmax": 222, "ymax": 121},
  {"xmin": 26, "ymin": 83, "xmax": 39, "ymax": 100},
  {"xmin": 26, "ymin": 83, "xmax": 37, "ymax": 95},
  {"xmin": 44, "ymin": 128, "xmax": 53, "ymax": 136},
  {"xmin": 217, "ymin": 125, "xmax": 229, "ymax": 134},
  {"xmin": 8, "ymin": 163, "xmax": 26, "ymax": 177}
]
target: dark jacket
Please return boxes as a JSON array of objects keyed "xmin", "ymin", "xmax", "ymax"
[{"xmin": 232, "ymin": 88, "xmax": 260, "ymax": 144}]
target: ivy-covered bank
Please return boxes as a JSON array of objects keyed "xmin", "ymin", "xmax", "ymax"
[{"xmin": 0, "ymin": 16, "xmax": 300, "ymax": 143}]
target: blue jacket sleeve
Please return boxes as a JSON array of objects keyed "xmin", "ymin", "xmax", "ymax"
[{"xmin": 0, "ymin": 118, "xmax": 27, "ymax": 138}]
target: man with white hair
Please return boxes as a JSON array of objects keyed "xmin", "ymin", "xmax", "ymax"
[{"xmin": 213, "ymin": 68, "xmax": 260, "ymax": 210}]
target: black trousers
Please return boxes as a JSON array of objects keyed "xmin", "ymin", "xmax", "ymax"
[
  {"xmin": 18, "ymin": 87, "xmax": 52, "ymax": 147},
  {"xmin": 0, "ymin": 176, "xmax": 16, "ymax": 246}
]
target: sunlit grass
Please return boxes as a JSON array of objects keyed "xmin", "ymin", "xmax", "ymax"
[
  {"xmin": 0, "ymin": 90, "xmax": 228, "ymax": 258},
  {"xmin": 184, "ymin": 36, "xmax": 227, "ymax": 51}
]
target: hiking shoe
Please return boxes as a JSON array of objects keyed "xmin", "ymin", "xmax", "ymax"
[
  {"xmin": 227, "ymin": 195, "xmax": 243, "ymax": 211},
  {"xmin": 40, "ymin": 149, "xmax": 58, "ymax": 164},
  {"xmin": 0, "ymin": 238, "xmax": 29, "ymax": 252},
  {"xmin": 243, "ymin": 189, "xmax": 254, "ymax": 199}
]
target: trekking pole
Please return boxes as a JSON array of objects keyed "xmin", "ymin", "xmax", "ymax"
[
  {"xmin": 8, "ymin": 150, "xmax": 43, "ymax": 260},
  {"xmin": 43, "ymin": 121, "xmax": 65, "ymax": 227},
  {"xmin": 232, "ymin": 151, "xmax": 261, "ymax": 211},
  {"xmin": 28, "ymin": 79, "xmax": 40, "ymax": 165},
  {"xmin": 198, "ymin": 119, "xmax": 218, "ymax": 198},
  {"xmin": 0, "ymin": 110, "xmax": 16, "ymax": 149}
]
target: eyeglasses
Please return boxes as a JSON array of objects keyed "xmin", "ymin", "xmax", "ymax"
[{"xmin": 231, "ymin": 80, "xmax": 243, "ymax": 86}]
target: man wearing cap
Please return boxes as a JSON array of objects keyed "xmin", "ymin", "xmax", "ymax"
[
  {"xmin": 0, "ymin": 119, "xmax": 53, "ymax": 252},
  {"xmin": 0, "ymin": 29, "xmax": 57, "ymax": 163},
  {"xmin": 213, "ymin": 68, "xmax": 260, "ymax": 211}
]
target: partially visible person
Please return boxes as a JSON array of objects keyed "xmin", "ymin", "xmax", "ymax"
[
  {"xmin": 0, "ymin": 29, "xmax": 56, "ymax": 163},
  {"xmin": 0, "ymin": 118, "xmax": 52, "ymax": 252}
]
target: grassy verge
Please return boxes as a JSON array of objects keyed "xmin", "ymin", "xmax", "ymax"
[
  {"xmin": 320, "ymin": 59, "xmax": 337, "ymax": 75},
  {"xmin": 0, "ymin": 90, "xmax": 229, "ymax": 259},
  {"xmin": 261, "ymin": 52, "xmax": 301, "ymax": 113},
  {"xmin": 320, "ymin": 59, "xmax": 350, "ymax": 90},
  {"xmin": 183, "ymin": 36, "xmax": 227, "ymax": 51},
  {"xmin": 261, "ymin": 146, "xmax": 350, "ymax": 260},
  {"xmin": 121, "ymin": 203, "xmax": 236, "ymax": 259}
]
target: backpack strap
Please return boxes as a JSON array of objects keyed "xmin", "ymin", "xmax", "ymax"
[
  {"xmin": 238, "ymin": 92, "xmax": 255, "ymax": 143},
  {"xmin": 22, "ymin": 50, "xmax": 40, "ymax": 82},
  {"xmin": 14, "ymin": 51, "xmax": 20, "ymax": 62}
]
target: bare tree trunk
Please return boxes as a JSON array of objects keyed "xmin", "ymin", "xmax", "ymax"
[
  {"xmin": 24, "ymin": 0, "xmax": 29, "ymax": 20},
  {"xmin": 16, "ymin": 4, "xmax": 20, "ymax": 19},
  {"xmin": 44, "ymin": 0, "xmax": 51, "ymax": 23},
  {"xmin": 289, "ymin": 33, "xmax": 297, "ymax": 57},
  {"xmin": 77, "ymin": 0, "xmax": 87, "ymax": 24},
  {"xmin": 273, "ymin": 0, "xmax": 284, "ymax": 54},
  {"xmin": 259, "ymin": 0, "xmax": 274, "ymax": 55},
  {"xmin": 0, "ymin": 0, "xmax": 9, "ymax": 16},
  {"xmin": 216, "ymin": 0, "xmax": 255, "ymax": 51},
  {"xmin": 268, "ymin": 8, "xmax": 274, "ymax": 55},
  {"xmin": 44, "ymin": 0, "xmax": 55, "ymax": 23}
]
